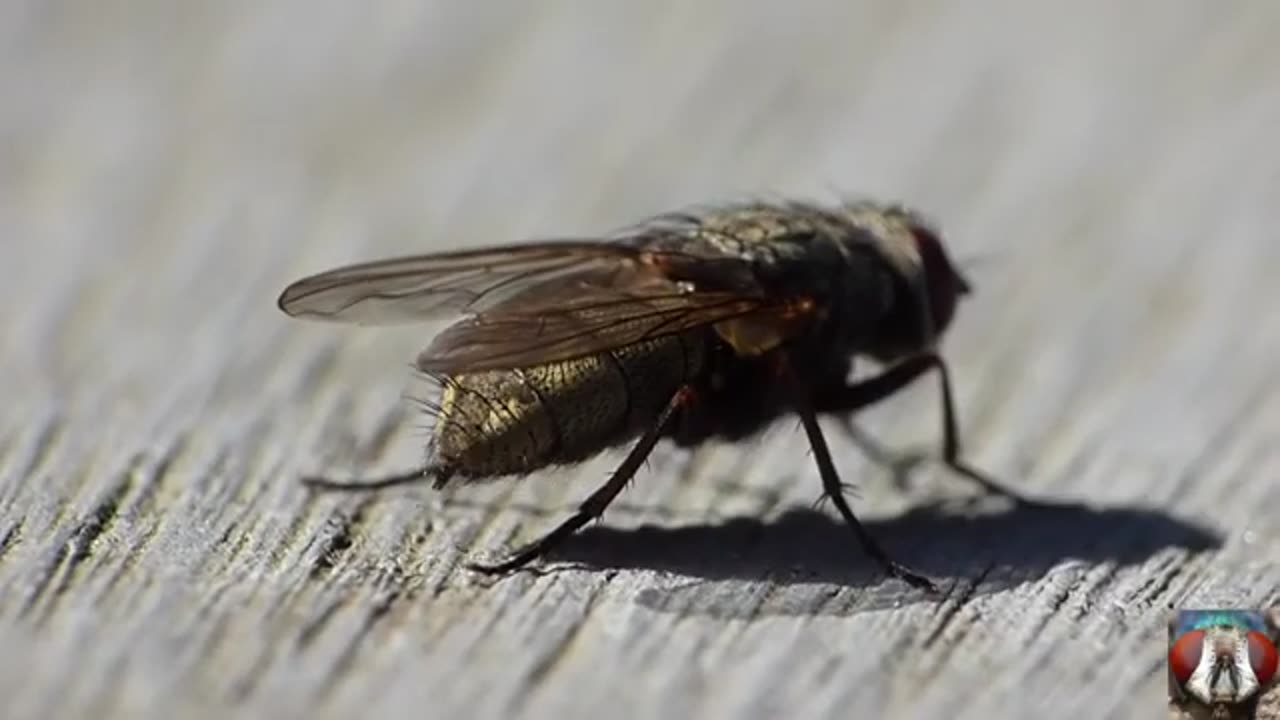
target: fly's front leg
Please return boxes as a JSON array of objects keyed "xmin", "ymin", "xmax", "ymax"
[{"xmin": 813, "ymin": 352, "xmax": 1026, "ymax": 503}]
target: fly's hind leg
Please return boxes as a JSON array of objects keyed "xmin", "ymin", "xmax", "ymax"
[
  {"xmin": 301, "ymin": 465, "xmax": 455, "ymax": 492},
  {"xmin": 813, "ymin": 352, "xmax": 1026, "ymax": 503},
  {"xmin": 467, "ymin": 385, "xmax": 694, "ymax": 575}
]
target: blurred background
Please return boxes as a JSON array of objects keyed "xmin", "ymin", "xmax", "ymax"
[{"xmin": 2, "ymin": 2, "xmax": 1279, "ymax": 719}]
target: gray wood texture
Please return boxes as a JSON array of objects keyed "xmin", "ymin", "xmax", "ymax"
[{"xmin": 3, "ymin": 2, "xmax": 1279, "ymax": 719}]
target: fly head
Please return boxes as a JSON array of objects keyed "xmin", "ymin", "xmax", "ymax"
[{"xmin": 908, "ymin": 221, "xmax": 972, "ymax": 340}]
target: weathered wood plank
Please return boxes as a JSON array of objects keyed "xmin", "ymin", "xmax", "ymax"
[{"xmin": 2, "ymin": 2, "xmax": 1279, "ymax": 719}]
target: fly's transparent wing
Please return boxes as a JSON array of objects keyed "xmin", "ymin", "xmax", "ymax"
[
  {"xmin": 277, "ymin": 241, "xmax": 648, "ymax": 325},
  {"xmin": 414, "ymin": 265, "xmax": 780, "ymax": 373},
  {"xmin": 279, "ymin": 235, "xmax": 815, "ymax": 374}
]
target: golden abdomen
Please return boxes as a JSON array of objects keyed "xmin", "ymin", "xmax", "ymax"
[{"xmin": 432, "ymin": 333, "xmax": 705, "ymax": 479}]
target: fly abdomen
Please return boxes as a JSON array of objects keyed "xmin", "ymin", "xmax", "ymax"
[{"xmin": 432, "ymin": 332, "xmax": 706, "ymax": 480}]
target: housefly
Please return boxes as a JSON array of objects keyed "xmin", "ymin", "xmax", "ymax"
[{"xmin": 277, "ymin": 199, "xmax": 1021, "ymax": 593}]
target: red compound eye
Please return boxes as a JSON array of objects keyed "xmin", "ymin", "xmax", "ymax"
[
  {"xmin": 1169, "ymin": 630, "xmax": 1206, "ymax": 684},
  {"xmin": 1247, "ymin": 631, "xmax": 1278, "ymax": 685}
]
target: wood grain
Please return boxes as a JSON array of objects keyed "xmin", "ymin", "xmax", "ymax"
[{"xmin": 3, "ymin": 2, "xmax": 1279, "ymax": 718}]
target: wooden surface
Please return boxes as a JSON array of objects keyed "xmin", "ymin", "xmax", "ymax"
[{"xmin": 3, "ymin": 2, "xmax": 1280, "ymax": 719}]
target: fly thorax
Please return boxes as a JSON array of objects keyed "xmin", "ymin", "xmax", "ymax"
[
  {"xmin": 846, "ymin": 251, "xmax": 932, "ymax": 362},
  {"xmin": 837, "ymin": 204, "xmax": 945, "ymax": 358},
  {"xmin": 713, "ymin": 297, "xmax": 817, "ymax": 356}
]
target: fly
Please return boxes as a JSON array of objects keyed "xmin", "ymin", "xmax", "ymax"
[
  {"xmin": 1169, "ymin": 609, "xmax": 1279, "ymax": 716},
  {"xmin": 277, "ymin": 199, "xmax": 1024, "ymax": 593}
]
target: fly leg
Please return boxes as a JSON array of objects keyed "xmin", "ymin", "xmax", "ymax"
[
  {"xmin": 833, "ymin": 418, "xmax": 929, "ymax": 493},
  {"xmin": 301, "ymin": 466, "xmax": 454, "ymax": 492},
  {"xmin": 777, "ymin": 352, "xmax": 940, "ymax": 594},
  {"xmin": 467, "ymin": 386, "xmax": 694, "ymax": 575},
  {"xmin": 813, "ymin": 351, "xmax": 1026, "ymax": 503}
]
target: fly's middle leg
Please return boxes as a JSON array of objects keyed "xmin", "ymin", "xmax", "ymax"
[
  {"xmin": 467, "ymin": 385, "xmax": 694, "ymax": 575},
  {"xmin": 775, "ymin": 351, "xmax": 940, "ymax": 594},
  {"xmin": 812, "ymin": 352, "xmax": 1027, "ymax": 503}
]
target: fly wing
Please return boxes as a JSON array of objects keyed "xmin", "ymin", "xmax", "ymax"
[
  {"xmin": 278, "ymin": 234, "xmax": 803, "ymax": 373},
  {"xmin": 277, "ymin": 241, "xmax": 651, "ymax": 325},
  {"xmin": 414, "ymin": 264, "xmax": 778, "ymax": 374}
]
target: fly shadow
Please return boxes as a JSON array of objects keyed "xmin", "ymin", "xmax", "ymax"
[{"xmin": 539, "ymin": 496, "xmax": 1221, "ymax": 617}]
